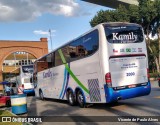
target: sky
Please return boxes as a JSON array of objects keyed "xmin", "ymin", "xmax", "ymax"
[{"xmin": 0, "ymin": 0, "xmax": 109, "ymax": 51}]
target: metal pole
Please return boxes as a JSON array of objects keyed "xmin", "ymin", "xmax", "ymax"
[
  {"xmin": 49, "ymin": 29, "xmax": 53, "ymax": 50},
  {"xmin": 14, "ymin": 52, "xmax": 16, "ymax": 69},
  {"xmin": 26, "ymin": 52, "xmax": 28, "ymax": 65}
]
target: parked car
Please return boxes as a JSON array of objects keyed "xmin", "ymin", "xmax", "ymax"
[{"xmin": 0, "ymin": 94, "xmax": 11, "ymax": 107}]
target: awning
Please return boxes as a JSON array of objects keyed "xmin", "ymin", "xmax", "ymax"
[{"xmin": 0, "ymin": 81, "xmax": 10, "ymax": 85}]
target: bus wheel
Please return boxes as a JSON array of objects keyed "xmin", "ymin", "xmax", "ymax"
[
  {"xmin": 39, "ymin": 90, "xmax": 44, "ymax": 100},
  {"xmin": 67, "ymin": 90, "xmax": 76, "ymax": 106},
  {"xmin": 6, "ymin": 100, "xmax": 11, "ymax": 107},
  {"xmin": 77, "ymin": 91, "xmax": 85, "ymax": 108}
]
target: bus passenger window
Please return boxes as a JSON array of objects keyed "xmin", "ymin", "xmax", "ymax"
[
  {"xmin": 69, "ymin": 30, "xmax": 99, "ymax": 62},
  {"xmin": 61, "ymin": 46, "xmax": 70, "ymax": 63},
  {"xmin": 37, "ymin": 57, "xmax": 48, "ymax": 72},
  {"xmin": 55, "ymin": 51, "xmax": 63, "ymax": 66},
  {"xmin": 47, "ymin": 54, "xmax": 52, "ymax": 68}
]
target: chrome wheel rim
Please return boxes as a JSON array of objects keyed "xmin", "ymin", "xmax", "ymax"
[
  {"xmin": 69, "ymin": 93, "xmax": 73, "ymax": 104},
  {"xmin": 40, "ymin": 92, "xmax": 43, "ymax": 99},
  {"xmin": 78, "ymin": 93, "xmax": 83, "ymax": 103}
]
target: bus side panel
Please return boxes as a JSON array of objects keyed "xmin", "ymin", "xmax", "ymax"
[
  {"xmin": 37, "ymin": 65, "xmax": 66, "ymax": 99},
  {"xmin": 98, "ymin": 25, "xmax": 111, "ymax": 102},
  {"xmin": 36, "ymin": 51, "xmax": 107, "ymax": 103},
  {"xmin": 19, "ymin": 66, "xmax": 35, "ymax": 94},
  {"xmin": 68, "ymin": 51, "xmax": 106, "ymax": 103}
]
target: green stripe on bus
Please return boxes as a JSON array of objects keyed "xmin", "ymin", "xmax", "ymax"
[
  {"xmin": 58, "ymin": 49, "xmax": 67, "ymax": 64},
  {"xmin": 58, "ymin": 49, "xmax": 89, "ymax": 94}
]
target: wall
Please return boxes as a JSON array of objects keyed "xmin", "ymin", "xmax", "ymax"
[{"xmin": 0, "ymin": 38, "xmax": 48, "ymax": 90}]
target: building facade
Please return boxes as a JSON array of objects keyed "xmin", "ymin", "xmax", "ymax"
[{"xmin": 0, "ymin": 38, "xmax": 48, "ymax": 90}]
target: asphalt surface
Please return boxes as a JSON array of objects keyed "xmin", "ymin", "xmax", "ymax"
[
  {"xmin": 6, "ymin": 81, "xmax": 160, "ymax": 125},
  {"xmin": 24, "ymin": 80, "xmax": 160, "ymax": 125}
]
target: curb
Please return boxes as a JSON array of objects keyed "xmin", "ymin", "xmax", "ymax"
[{"xmin": 3, "ymin": 108, "xmax": 33, "ymax": 125}]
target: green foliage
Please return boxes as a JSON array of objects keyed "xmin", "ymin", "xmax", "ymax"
[
  {"xmin": 150, "ymin": 0, "xmax": 160, "ymax": 37},
  {"xmin": 0, "ymin": 110, "xmax": 22, "ymax": 125},
  {"xmin": 90, "ymin": 5, "xmax": 129, "ymax": 27},
  {"xmin": 148, "ymin": 39, "xmax": 159, "ymax": 72},
  {"xmin": 90, "ymin": 0, "xmax": 160, "ymax": 34},
  {"xmin": 149, "ymin": 72, "xmax": 160, "ymax": 78},
  {"xmin": 128, "ymin": 5, "xmax": 140, "ymax": 23},
  {"xmin": 113, "ymin": 5, "xmax": 129, "ymax": 22},
  {"xmin": 90, "ymin": 10, "xmax": 107, "ymax": 27},
  {"xmin": 149, "ymin": 39, "xmax": 159, "ymax": 57},
  {"xmin": 138, "ymin": 0, "xmax": 157, "ymax": 35}
]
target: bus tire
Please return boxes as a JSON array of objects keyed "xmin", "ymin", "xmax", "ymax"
[
  {"xmin": 67, "ymin": 90, "xmax": 76, "ymax": 106},
  {"xmin": 39, "ymin": 90, "xmax": 44, "ymax": 100},
  {"xmin": 77, "ymin": 90, "xmax": 85, "ymax": 108},
  {"xmin": 6, "ymin": 100, "xmax": 11, "ymax": 107}
]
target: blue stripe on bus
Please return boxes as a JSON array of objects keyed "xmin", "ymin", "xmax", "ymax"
[
  {"xmin": 59, "ymin": 67, "xmax": 67, "ymax": 99},
  {"xmin": 104, "ymin": 81, "xmax": 151, "ymax": 103},
  {"xmin": 62, "ymin": 69, "xmax": 70, "ymax": 99}
]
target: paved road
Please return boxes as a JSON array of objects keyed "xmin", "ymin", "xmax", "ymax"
[{"xmin": 25, "ymin": 81, "xmax": 160, "ymax": 125}]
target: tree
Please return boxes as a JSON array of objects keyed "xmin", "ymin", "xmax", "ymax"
[
  {"xmin": 137, "ymin": 0, "xmax": 160, "ymax": 72},
  {"xmin": 148, "ymin": 39, "xmax": 159, "ymax": 73},
  {"xmin": 90, "ymin": 5, "xmax": 129, "ymax": 27},
  {"xmin": 90, "ymin": 0, "xmax": 160, "ymax": 72},
  {"xmin": 150, "ymin": 0, "xmax": 160, "ymax": 68},
  {"xmin": 128, "ymin": 5, "xmax": 140, "ymax": 24}
]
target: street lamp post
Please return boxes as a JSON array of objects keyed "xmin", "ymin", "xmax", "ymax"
[
  {"xmin": 14, "ymin": 52, "xmax": 17, "ymax": 68},
  {"xmin": 49, "ymin": 29, "xmax": 53, "ymax": 51}
]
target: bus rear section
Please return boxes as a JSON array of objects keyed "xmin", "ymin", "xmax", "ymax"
[
  {"xmin": 103, "ymin": 23, "xmax": 151, "ymax": 103},
  {"xmin": 21, "ymin": 65, "xmax": 35, "ymax": 95},
  {"xmin": 22, "ymin": 77, "xmax": 34, "ymax": 94}
]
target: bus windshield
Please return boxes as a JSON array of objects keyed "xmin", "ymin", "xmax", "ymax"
[
  {"xmin": 104, "ymin": 25, "xmax": 144, "ymax": 43},
  {"xmin": 22, "ymin": 65, "xmax": 33, "ymax": 73}
]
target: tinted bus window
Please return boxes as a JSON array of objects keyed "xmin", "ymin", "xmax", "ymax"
[
  {"xmin": 46, "ymin": 53, "xmax": 54, "ymax": 68},
  {"xmin": 61, "ymin": 45, "xmax": 70, "ymax": 63},
  {"xmin": 37, "ymin": 57, "xmax": 48, "ymax": 72},
  {"xmin": 105, "ymin": 25, "xmax": 144, "ymax": 43},
  {"xmin": 55, "ymin": 51, "xmax": 63, "ymax": 66},
  {"xmin": 69, "ymin": 30, "xmax": 99, "ymax": 62},
  {"xmin": 22, "ymin": 65, "xmax": 33, "ymax": 73}
]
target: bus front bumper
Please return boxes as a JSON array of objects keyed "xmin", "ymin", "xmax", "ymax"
[{"xmin": 104, "ymin": 81, "xmax": 151, "ymax": 103}]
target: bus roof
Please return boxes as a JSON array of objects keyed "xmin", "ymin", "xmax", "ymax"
[{"xmin": 102, "ymin": 22, "xmax": 141, "ymax": 27}]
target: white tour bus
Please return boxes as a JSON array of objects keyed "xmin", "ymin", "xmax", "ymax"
[
  {"xmin": 11, "ymin": 65, "xmax": 35, "ymax": 95},
  {"xmin": 33, "ymin": 22, "xmax": 151, "ymax": 107}
]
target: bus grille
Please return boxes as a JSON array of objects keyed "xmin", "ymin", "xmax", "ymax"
[{"xmin": 88, "ymin": 79, "xmax": 101, "ymax": 102}]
